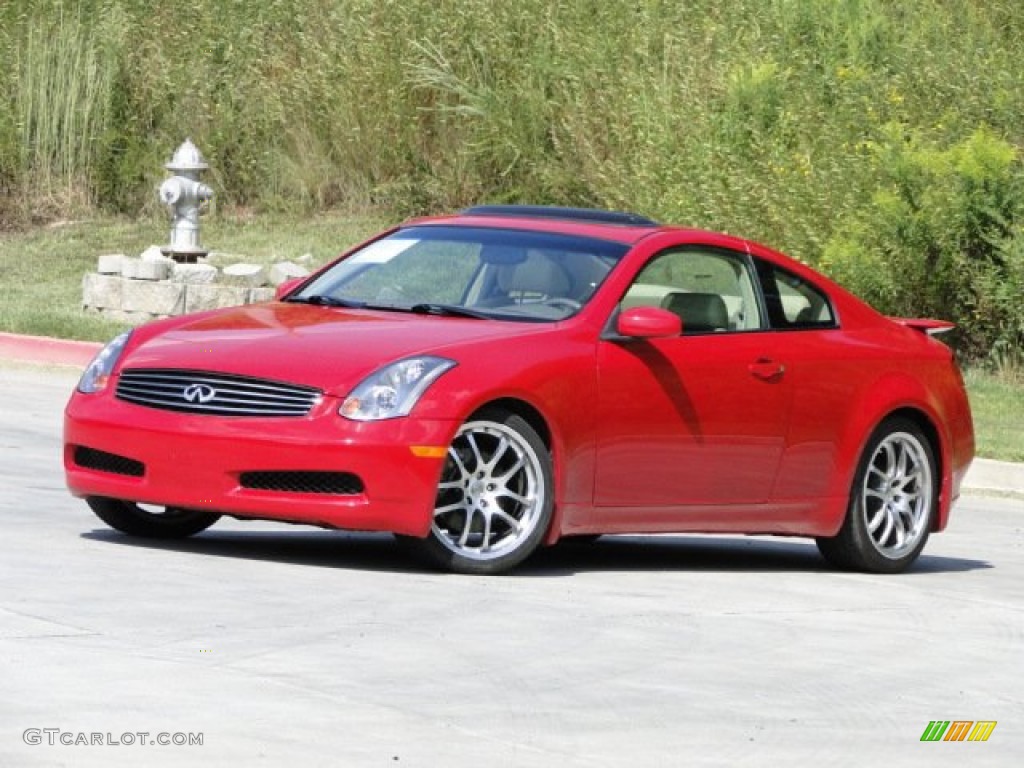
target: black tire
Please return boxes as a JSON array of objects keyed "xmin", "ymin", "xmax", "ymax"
[
  {"xmin": 87, "ymin": 497, "xmax": 220, "ymax": 539},
  {"xmin": 406, "ymin": 408, "xmax": 554, "ymax": 575},
  {"xmin": 816, "ymin": 417, "xmax": 937, "ymax": 574},
  {"xmin": 559, "ymin": 534, "xmax": 603, "ymax": 545}
]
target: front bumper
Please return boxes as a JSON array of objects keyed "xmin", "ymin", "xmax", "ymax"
[{"xmin": 64, "ymin": 390, "xmax": 458, "ymax": 536}]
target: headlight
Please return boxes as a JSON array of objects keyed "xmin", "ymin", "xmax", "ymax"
[
  {"xmin": 78, "ymin": 331, "xmax": 132, "ymax": 394},
  {"xmin": 340, "ymin": 356, "xmax": 456, "ymax": 421}
]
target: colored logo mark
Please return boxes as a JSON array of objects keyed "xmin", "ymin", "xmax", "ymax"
[{"xmin": 920, "ymin": 721, "xmax": 997, "ymax": 742}]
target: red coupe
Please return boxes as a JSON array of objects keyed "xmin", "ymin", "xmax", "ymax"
[{"xmin": 65, "ymin": 206, "xmax": 975, "ymax": 574}]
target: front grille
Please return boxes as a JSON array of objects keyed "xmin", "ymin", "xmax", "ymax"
[
  {"xmin": 239, "ymin": 471, "xmax": 364, "ymax": 495},
  {"xmin": 74, "ymin": 446, "xmax": 145, "ymax": 477},
  {"xmin": 116, "ymin": 369, "xmax": 322, "ymax": 417}
]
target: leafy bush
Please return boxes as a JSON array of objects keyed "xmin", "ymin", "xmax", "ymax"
[
  {"xmin": 821, "ymin": 127, "xmax": 1023, "ymax": 360},
  {"xmin": 980, "ymin": 229, "xmax": 1024, "ymax": 372}
]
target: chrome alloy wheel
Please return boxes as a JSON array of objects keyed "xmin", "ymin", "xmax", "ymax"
[
  {"xmin": 432, "ymin": 419, "xmax": 547, "ymax": 561},
  {"xmin": 859, "ymin": 431, "xmax": 934, "ymax": 559}
]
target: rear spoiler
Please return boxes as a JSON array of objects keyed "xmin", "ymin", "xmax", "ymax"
[{"xmin": 888, "ymin": 317, "xmax": 956, "ymax": 336}]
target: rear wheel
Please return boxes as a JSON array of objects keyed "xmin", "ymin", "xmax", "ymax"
[
  {"xmin": 408, "ymin": 408, "xmax": 553, "ymax": 575},
  {"xmin": 87, "ymin": 497, "xmax": 220, "ymax": 539},
  {"xmin": 816, "ymin": 418, "xmax": 937, "ymax": 573}
]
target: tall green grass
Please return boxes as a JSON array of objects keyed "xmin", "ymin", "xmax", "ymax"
[
  {"xmin": 7, "ymin": 2, "xmax": 124, "ymax": 219},
  {"xmin": 1, "ymin": 0, "xmax": 1023, "ymax": 359},
  {"xmin": 2, "ymin": 1, "xmax": 1019, "ymax": 227}
]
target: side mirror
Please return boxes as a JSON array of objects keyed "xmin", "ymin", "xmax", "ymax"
[
  {"xmin": 275, "ymin": 277, "xmax": 305, "ymax": 300},
  {"xmin": 616, "ymin": 307, "xmax": 682, "ymax": 338}
]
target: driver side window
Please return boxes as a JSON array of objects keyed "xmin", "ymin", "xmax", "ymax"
[{"xmin": 622, "ymin": 247, "xmax": 762, "ymax": 334}]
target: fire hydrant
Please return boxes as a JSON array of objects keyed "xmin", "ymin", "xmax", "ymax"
[{"xmin": 159, "ymin": 138, "xmax": 213, "ymax": 263}]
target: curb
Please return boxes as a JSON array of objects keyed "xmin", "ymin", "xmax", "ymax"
[
  {"xmin": 963, "ymin": 458, "xmax": 1024, "ymax": 501},
  {"xmin": 0, "ymin": 332, "xmax": 101, "ymax": 368}
]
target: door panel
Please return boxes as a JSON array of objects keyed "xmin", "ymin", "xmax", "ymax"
[{"xmin": 595, "ymin": 333, "xmax": 792, "ymax": 507}]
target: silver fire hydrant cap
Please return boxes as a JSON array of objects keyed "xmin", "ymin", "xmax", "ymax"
[{"xmin": 165, "ymin": 138, "xmax": 209, "ymax": 172}]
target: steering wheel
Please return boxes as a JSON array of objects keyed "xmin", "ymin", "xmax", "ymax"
[{"xmin": 543, "ymin": 297, "xmax": 582, "ymax": 312}]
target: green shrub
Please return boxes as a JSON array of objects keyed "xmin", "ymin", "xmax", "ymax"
[
  {"xmin": 980, "ymin": 229, "xmax": 1024, "ymax": 372},
  {"xmin": 821, "ymin": 126, "xmax": 1023, "ymax": 359}
]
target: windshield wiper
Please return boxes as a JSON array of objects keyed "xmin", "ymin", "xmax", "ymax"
[
  {"xmin": 286, "ymin": 294, "xmax": 366, "ymax": 308},
  {"xmin": 288, "ymin": 296, "xmax": 489, "ymax": 318},
  {"xmin": 410, "ymin": 303, "xmax": 491, "ymax": 319}
]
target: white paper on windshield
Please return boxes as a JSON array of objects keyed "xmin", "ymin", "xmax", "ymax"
[{"xmin": 349, "ymin": 238, "xmax": 418, "ymax": 264}]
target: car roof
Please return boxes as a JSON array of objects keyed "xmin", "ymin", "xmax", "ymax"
[{"xmin": 405, "ymin": 205, "xmax": 671, "ymax": 245}]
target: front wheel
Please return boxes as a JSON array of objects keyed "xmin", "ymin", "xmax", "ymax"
[
  {"xmin": 816, "ymin": 418, "xmax": 937, "ymax": 573},
  {"xmin": 87, "ymin": 497, "xmax": 220, "ymax": 539},
  {"xmin": 407, "ymin": 408, "xmax": 554, "ymax": 575}
]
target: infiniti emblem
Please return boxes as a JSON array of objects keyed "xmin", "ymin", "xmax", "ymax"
[{"xmin": 183, "ymin": 383, "xmax": 217, "ymax": 404}]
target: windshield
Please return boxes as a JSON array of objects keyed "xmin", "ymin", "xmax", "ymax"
[{"xmin": 293, "ymin": 225, "xmax": 630, "ymax": 321}]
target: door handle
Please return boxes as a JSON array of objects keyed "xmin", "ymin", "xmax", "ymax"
[{"xmin": 748, "ymin": 358, "xmax": 786, "ymax": 381}]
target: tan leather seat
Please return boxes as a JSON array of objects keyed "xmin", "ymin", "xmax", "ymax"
[{"xmin": 660, "ymin": 292, "xmax": 729, "ymax": 333}]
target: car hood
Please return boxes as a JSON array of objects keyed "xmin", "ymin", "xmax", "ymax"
[{"xmin": 119, "ymin": 303, "xmax": 538, "ymax": 396}]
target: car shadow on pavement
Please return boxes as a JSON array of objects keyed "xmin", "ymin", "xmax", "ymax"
[
  {"xmin": 523, "ymin": 535, "xmax": 992, "ymax": 577},
  {"xmin": 80, "ymin": 528, "xmax": 992, "ymax": 576},
  {"xmin": 81, "ymin": 528, "xmax": 426, "ymax": 574}
]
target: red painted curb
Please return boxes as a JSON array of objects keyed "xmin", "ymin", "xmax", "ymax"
[{"xmin": 0, "ymin": 332, "xmax": 102, "ymax": 368}]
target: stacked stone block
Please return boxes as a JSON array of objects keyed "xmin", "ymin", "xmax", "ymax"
[{"xmin": 83, "ymin": 246, "xmax": 311, "ymax": 323}]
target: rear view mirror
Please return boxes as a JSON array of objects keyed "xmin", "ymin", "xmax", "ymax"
[{"xmin": 616, "ymin": 307, "xmax": 682, "ymax": 338}]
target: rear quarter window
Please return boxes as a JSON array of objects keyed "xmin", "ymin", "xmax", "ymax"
[{"xmin": 759, "ymin": 262, "xmax": 836, "ymax": 329}]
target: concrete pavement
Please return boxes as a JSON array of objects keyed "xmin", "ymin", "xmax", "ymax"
[{"xmin": 1, "ymin": 363, "xmax": 1021, "ymax": 767}]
